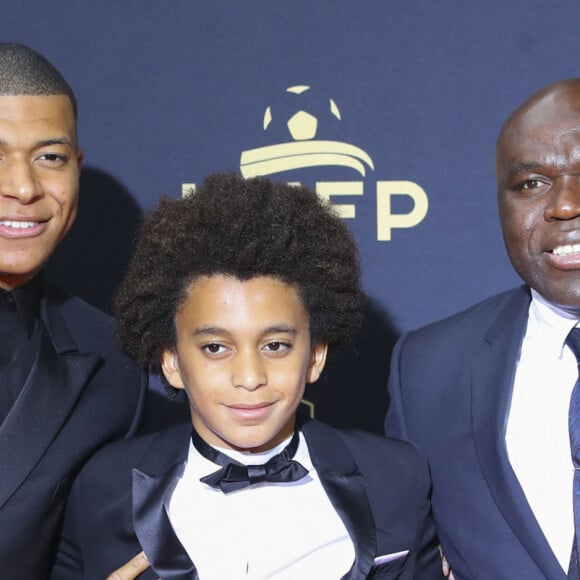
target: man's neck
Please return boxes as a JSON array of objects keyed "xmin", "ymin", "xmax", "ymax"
[{"xmin": 531, "ymin": 288, "xmax": 580, "ymax": 320}]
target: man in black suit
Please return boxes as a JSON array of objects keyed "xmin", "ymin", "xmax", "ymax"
[
  {"xmin": 0, "ymin": 43, "xmax": 145, "ymax": 578},
  {"xmin": 53, "ymin": 173, "xmax": 443, "ymax": 579},
  {"xmin": 386, "ymin": 79, "xmax": 580, "ymax": 579}
]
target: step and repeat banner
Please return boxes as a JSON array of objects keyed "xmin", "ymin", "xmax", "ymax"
[{"xmin": 6, "ymin": 1, "xmax": 580, "ymax": 431}]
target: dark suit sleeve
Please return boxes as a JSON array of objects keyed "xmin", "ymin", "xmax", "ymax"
[
  {"xmin": 50, "ymin": 433, "xmax": 159, "ymax": 580},
  {"xmin": 50, "ymin": 474, "xmax": 85, "ymax": 579},
  {"xmin": 384, "ymin": 333, "xmax": 409, "ymax": 439},
  {"xmin": 125, "ymin": 369, "xmax": 149, "ymax": 438},
  {"xmin": 411, "ymin": 453, "xmax": 444, "ymax": 579},
  {"xmin": 384, "ymin": 336, "xmax": 444, "ymax": 578},
  {"xmin": 380, "ymin": 440, "xmax": 442, "ymax": 579},
  {"xmin": 339, "ymin": 428, "xmax": 444, "ymax": 579}
]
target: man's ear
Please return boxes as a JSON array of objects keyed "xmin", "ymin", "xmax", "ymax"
[
  {"xmin": 161, "ymin": 349, "xmax": 185, "ymax": 390},
  {"xmin": 306, "ymin": 343, "xmax": 328, "ymax": 384}
]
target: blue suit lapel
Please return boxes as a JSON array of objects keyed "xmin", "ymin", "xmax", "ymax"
[
  {"xmin": 132, "ymin": 423, "xmax": 197, "ymax": 580},
  {"xmin": 472, "ymin": 286, "xmax": 567, "ymax": 579},
  {"xmin": 0, "ymin": 321, "xmax": 100, "ymax": 509},
  {"xmin": 302, "ymin": 420, "xmax": 376, "ymax": 580}
]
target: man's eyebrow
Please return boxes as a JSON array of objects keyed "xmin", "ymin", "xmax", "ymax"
[
  {"xmin": 507, "ymin": 161, "xmax": 541, "ymax": 176},
  {"xmin": 0, "ymin": 137, "xmax": 74, "ymax": 147},
  {"xmin": 37, "ymin": 138, "xmax": 74, "ymax": 148},
  {"xmin": 503, "ymin": 161, "xmax": 544, "ymax": 181}
]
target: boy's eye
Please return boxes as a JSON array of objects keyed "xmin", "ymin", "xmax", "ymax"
[
  {"xmin": 203, "ymin": 343, "xmax": 226, "ymax": 354},
  {"xmin": 264, "ymin": 341, "xmax": 290, "ymax": 352}
]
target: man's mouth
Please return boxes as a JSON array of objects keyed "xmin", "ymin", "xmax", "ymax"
[
  {"xmin": 0, "ymin": 220, "xmax": 39, "ymax": 229},
  {"xmin": 552, "ymin": 244, "xmax": 580, "ymax": 256}
]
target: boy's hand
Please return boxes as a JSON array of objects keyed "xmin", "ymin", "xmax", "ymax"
[
  {"xmin": 106, "ymin": 551, "xmax": 152, "ymax": 580},
  {"xmin": 441, "ymin": 553, "xmax": 455, "ymax": 579}
]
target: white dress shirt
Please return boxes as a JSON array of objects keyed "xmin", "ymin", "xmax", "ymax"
[
  {"xmin": 167, "ymin": 432, "xmax": 355, "ymax": 579},
  {"xmin": 505, "ymin": 289, "xmax": 577, "ymax": 569}
]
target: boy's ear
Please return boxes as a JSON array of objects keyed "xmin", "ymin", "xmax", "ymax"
[
  {"xmin": 306, "ymin": 343, "xmax": 328, "ymax": 384},
  {"xmin": 161, "ymin": 349, "xmax": 185, "ymax": 390}
]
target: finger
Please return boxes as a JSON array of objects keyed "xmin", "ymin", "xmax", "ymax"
[
  {"xmin": 106, "ymin": 551, "xmax": 150, "ymax": 580},
  {"xmin": 441, "ymin": 554, "xmax": 449, "ymax": 576},
  {"xmin": 449, "ymin": 572, "xmax": 456, "ymax": 580}
]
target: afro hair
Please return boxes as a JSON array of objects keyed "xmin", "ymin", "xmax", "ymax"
[{"xmin": 115, "ymin": 173, "xmax": 365, "ymax": 373}]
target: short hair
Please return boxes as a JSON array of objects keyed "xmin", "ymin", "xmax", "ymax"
[
  {"xmin": 115, "ymin": 173, "xmax": 365, "ymax": 373},
  {"xmin": 0, "ymin": 43, "xmax": 77, "ymax": 118}
]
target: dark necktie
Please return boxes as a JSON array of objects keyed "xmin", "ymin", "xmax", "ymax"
[
  {"xmin": 566, "ymin": 328, "xmax": 580, "ymax": 579},
  {"xmin": 192, "ymin": 429, "xmax": 309, "ymax": 494}
]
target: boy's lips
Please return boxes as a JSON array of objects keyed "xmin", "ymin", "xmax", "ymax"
[
  {"xmin": 226, "ymin": 402, "xmax": 276, "ymax": 420},
  {"xmin": 228, "ymin": 402, "xmax": 274, "ymax": 409}
]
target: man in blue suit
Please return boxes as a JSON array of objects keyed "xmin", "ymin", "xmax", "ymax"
[
  {"xmin": 0, "ymin": 43, "xmax": 145, "ymax": 578},
  {"xmin": 386, "ymin": 79, "xmax": 580, "ymax": 579}
]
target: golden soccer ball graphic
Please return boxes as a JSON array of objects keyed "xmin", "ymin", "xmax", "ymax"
[{"xmin": 263, "ymin": 85, "xmax": 341, "ymax": 141}]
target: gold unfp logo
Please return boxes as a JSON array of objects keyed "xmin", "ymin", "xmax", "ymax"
[{"xmin": 184, "ymin": 85, "xmax": 428, "ymax": 241}]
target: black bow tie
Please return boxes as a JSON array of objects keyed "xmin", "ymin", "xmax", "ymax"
[{"xmin": 192, "ymin": 429, "xmax": 309, "ymax": 494}]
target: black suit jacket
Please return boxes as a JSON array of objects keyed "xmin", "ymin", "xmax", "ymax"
[
  {"xmin": 385, "ymin": 285, "xmax": 568, "ymax": 579},
  {"xmin": 0, "ymin": 283, "xmax": 146, "ymax": 579},
  {"xmin": 52, "ymin": 420, "xmax": 443, "ymax": 579}
]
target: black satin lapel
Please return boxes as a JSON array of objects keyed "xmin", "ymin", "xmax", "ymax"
[
  {"xmin": 472, "ymin": 289, "xmax": 565, "ymax": 578},
  {"xmin": 0, "ymin": 325, "xmax": 99, "ymax": 509},
  {"xmin": 303, "ymin": 421, "xmax": 376, "ymax": 580},
  {"xmin": 322, "ymin": 469, "xmax": 376, "ymax": 580},
  {"xmin": 132, "ymin": 464, "xmax": 198, "ymax": 580}
]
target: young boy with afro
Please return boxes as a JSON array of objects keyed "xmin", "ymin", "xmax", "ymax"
[{"xmin": 52, "ymin": 173, "xmax": 443, "ymax": 579}]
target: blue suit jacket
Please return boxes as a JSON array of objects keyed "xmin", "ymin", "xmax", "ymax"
[
  {"xmin": 0, "ymin": 283, "xmax": 146, "ymax": 579},
  {"xmin": 385, "ymin": 285, "xmax": 568, "ymax": 579},
  {"xmin": 53, "ymin": 420, "xmax": 444, "ymax": 579}
]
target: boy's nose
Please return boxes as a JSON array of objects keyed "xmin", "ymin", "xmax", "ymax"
[{"xmin": 232, "ymin": 351, "xmax": 267, "ymax": 391}]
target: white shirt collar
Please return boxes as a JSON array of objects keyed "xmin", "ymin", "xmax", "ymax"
[
  {"xmin": 529, "ymin": 289, "xmax": 580, "ymax": 357},
  {"xmin": 212, "ymin": 434, "xmax": 293, "ymax": 466}
]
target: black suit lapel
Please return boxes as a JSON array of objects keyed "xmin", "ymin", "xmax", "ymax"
[
  {"xmin": 132, "ymin": 466, "xmax": 198, "ymax": 580},
  {"xmin": 131, "ymin": 421, "xmax": 375, "ymax": 579},
  {"xmin": 303, "ymin": 420, "xmax": 376, "ymax": 580},
  {"xmin": 132, "ymin": 423, "xmax": 197, "ymax": 580},
  {"xmin": 0, "ymin": 322, "xmax": 100, "ymax": 509},
  {"xmin": 472, "ymin": 286, "xmax": 566, "ymax": 579}
]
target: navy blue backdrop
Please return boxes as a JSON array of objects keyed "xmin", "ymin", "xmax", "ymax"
[{"xmin": 6, "ymin": 1, "xmax": 580, "ymax": 431}]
